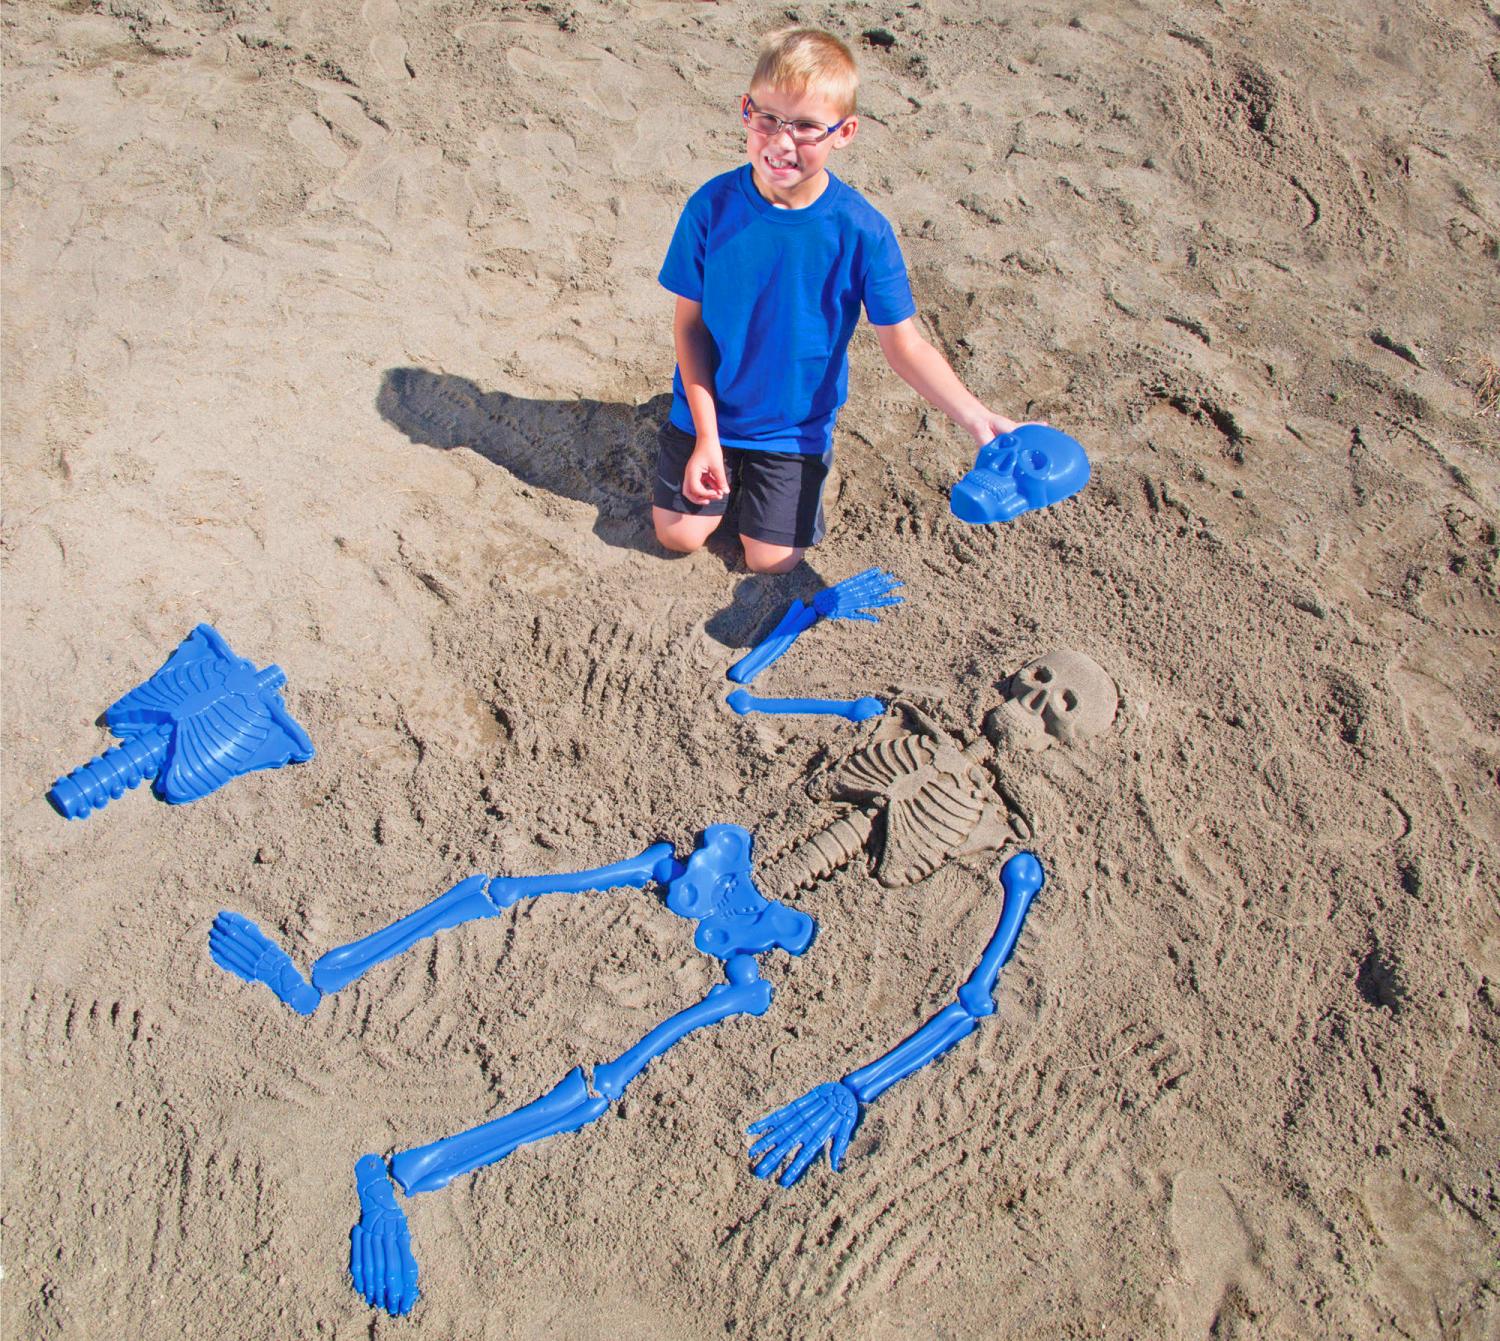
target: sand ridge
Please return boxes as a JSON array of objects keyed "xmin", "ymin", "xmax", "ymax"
[{"xmin": 2, "ymin": 1, "xmax": 1497, "ymax": 1337}]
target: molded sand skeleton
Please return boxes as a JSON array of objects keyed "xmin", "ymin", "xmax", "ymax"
[{"xmin": 209, "ymin": 621, "xmax": 1117, "ymax": 1317}]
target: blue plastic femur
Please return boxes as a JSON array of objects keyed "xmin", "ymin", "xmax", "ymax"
[{"xmin": 48, "ymin": 623, "xmax": 314, "ymax": 819}]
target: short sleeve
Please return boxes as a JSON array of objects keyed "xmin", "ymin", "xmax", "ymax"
[
  {"xmin": 658, "ymin": 196, "xmax": 708, "ymax": 302},
  {"xmin": 861, "ymin": 220, "xmax": 917, "ymax": 326}
]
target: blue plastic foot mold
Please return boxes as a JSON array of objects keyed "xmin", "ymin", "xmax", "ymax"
[
  {"xmin": 950, "ymin": 425, "xmax": 1090, "ymax": 524},
  {"xmin": 48, "ymin": 623, "xmax": 313, "ymax": 819},
  {"xmin": 350, "ymin": 1155, "xmax": 419, "ymax": 1317},
  {"xmin": 748, "ymin": 851, "xmax": 1045, "ymax": 1186},
  {"xmin": 727, "ymin": 689, "xmax": 885, "ymax": 724},
  {"xmin": 728, "ymin": 569, "xmax": 902, "ymax": 685},
  {"xmin": 209, "ymin": 912, "xmax": 322, "ymax": 1015}
]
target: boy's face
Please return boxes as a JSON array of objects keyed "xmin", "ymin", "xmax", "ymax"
[{"xmin": 743, "ymin": 82, "xmax": 858, "ymax": 207}]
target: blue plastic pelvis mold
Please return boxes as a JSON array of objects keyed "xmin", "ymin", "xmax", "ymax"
[
  {"xmin": 48, "ymin": 623, "xmax": 314, "ymax": 819},
  {"xmin": 950, "ymin": 425, "xmax": 1090, "ymax": 525},
  {"xmin": 663, "ymin": 823, "xmax": 815, "ymax": 960}
]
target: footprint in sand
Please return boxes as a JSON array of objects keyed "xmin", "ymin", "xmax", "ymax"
[
  {"xmin": 1362, "ymin": 1170, "xmax": 1494, "ymax": 1338},
  {"xmin": 362, "ymin": 0, "xmax": 412, "ymax": 81},
  {"xmin": 287, "ymin": 110, "xmax": 347, "ymax": 170},
  {"xmin": 1168, "ymin": 1170, "xmax": 1256, "ymax": 1337}
]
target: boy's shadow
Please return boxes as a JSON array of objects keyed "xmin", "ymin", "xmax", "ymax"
[
  {"xmin": 377, "ymin": 366, "xmax": 830, "ymax": 641},
  {"xmin": 377, "ymin": 366, "xmax": 678, "ymax": 555}
]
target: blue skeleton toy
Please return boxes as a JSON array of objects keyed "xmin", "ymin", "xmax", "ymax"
[{"xmin": 212, "ymin": 825, "xmax": 1043, "ymax": 1317}]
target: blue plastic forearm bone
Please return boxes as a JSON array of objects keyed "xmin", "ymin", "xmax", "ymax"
[
  {"xmin": 727, "ymin": 568, "xmax": 902, "ymax": 685},
  {"xmin": 950, "ymin": 425, "xmax": 1090, "ymax": 525},
  {"xmin": 727, "ymin": 688, "xmax": 885, "ymax": 724},
  {"xmin": 747, "ymin": 850, "xmax": 1044, "ymax": 1187},
  {"xmin": 48, "ymin": 623, "xmax": 314, "ymax": 819}
]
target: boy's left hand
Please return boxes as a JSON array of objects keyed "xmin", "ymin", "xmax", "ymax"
[{"xmin": 965, "ymin": 411, "xmax": 1025, "ymax": 446}]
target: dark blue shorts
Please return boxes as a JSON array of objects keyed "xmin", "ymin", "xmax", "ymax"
[{"xmin": 652, "ymin": 422, "xmax": 832, "ymax": 549}]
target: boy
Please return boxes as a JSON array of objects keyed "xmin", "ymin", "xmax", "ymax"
[{"xmin": 652, "ymin": 27, "xmax": 1024, "ymax": 575}]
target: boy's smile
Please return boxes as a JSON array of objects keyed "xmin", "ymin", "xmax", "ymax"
[{"xmin": 744, "ymin": 84, "xmax": 858, "ymax": 209}]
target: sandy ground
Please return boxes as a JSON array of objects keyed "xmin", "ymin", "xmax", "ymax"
[{"xmin": 3, "ymin": 1, "xmax": 1498, "ymax": 1337}]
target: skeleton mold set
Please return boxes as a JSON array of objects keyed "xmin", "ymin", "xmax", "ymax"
[{"xmin": 61, "ymin": 575, "xmax": 1120, "ymax": 1320}]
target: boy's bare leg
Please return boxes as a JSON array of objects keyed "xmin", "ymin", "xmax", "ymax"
[
  {"xmin": 741, "ymin": 536, "xmax": 804, "ymax": 575},
  {"xmin": 654, "ymin": 506, "xmax": 722, "ymax": 554}
]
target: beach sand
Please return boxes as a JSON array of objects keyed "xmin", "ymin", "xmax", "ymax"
[{"xmin": 2, "ymin": 2, "xmax": 1497, "ymax": 1337}]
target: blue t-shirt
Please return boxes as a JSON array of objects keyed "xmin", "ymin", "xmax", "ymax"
[{"xmin": 658, "ymin": 165, "xmax": 916, "ymax": 455}]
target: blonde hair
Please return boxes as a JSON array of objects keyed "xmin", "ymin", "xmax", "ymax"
[{"xmin": 751, "ymin": 28, "xmax": 859, "ymax": 117}]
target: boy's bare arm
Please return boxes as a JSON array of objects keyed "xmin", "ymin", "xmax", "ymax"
[
  {"xmin": 673, "ymin": 298, "xmax": 728, "ymax": 502},
  {"xmin": 874, "ymin": 318, "xmax": 1021, "ymax": 446}
]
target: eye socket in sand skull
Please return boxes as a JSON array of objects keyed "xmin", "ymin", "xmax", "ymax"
[{"xmin": 985, "ymin": 650, "xmax": 1118, "ymax": 751}]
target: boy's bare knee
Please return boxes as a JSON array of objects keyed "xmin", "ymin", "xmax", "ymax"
[
  {"xmin": 742, "ymin": 540, "xmax": 804, "ymax": 575},
  {"xmin": 655, "ymin": 528, "xmax": 704, "ymax": 554},
  {"xmin": 653, "ymin": 506, "xmax": 718, "ymax": 555}
]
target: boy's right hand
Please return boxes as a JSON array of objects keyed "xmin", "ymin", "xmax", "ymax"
[{"xmin": 682, "ymin": 438, "xmax": 729, "ymax": 504}]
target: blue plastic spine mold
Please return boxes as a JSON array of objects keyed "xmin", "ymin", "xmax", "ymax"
[
  {"xmin": 950, "ymin": 425, "xmax": 1090, "ymax": 525},
  {"xmin": 49, "ymin": 623, "xmax": 313, "ymax": 818},
  {"xmin": 747, "ymin": 851, "xmax": 1044, "ymax": 1186}
]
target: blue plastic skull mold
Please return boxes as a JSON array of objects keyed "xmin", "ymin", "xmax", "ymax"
[{"xmin": 949, "ymin": 424, "xmax": 1091, "ymax": 525}]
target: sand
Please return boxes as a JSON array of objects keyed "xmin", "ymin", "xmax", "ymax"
[{"xmin": 2, "ymin": 1, "xmax": 1497, "ymax": 1337}]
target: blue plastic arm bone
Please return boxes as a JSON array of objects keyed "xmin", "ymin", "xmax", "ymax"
[
  {"xmin": 727, "ymin": 689, "xmax": 885, "ymax": 724},
  {"xmin": 350, "ymin": 1155, "xmax": 419, "ymax": 1316},
  {"xmin": 747, "ymin": 851, "xmax": 1044, "ymax": 1186},
  {"xmin": 209, "ymin": 843, "xmax": 680, "ymax": 1013},
  {"xmin": 727, "ymin": 568, "xmax": 903, "ymax": 684},
  {"xmin": 391, "ymin": 954, "xmax": 774, "ymax": 1195},
  {"xmin": 48, "ymin": 623, "xmax": 314, "ymax": 819},
  {"xmin": 950, "ymin": 425, "xmax": 1090, "ymax": 525}
]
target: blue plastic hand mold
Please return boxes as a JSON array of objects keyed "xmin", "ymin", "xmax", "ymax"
[
  {"xmin": 350, "ymin": 1155, "xmax": 419, "ymax": 1316},
  {"xmin": 950, "ymin": 425, "xmax": 1090, "ymax": 525},
  {"xmin": 728, "ymin": 569, "xmax": 902, "ymax": 685},
  {"xmin": 48, "ymin": 623, "xmax": 313, "ymax": 819},
  {"xmin": 727, "ymin": 689, "xmax": 885, "ymax": 724},
  {"xmin": 748, "ymin": 1081, "xmax": 860, "ymax": 1187},
  {"xmin": 748, "ymin": 851, "xmax": 1045, "ymax": 1186}
]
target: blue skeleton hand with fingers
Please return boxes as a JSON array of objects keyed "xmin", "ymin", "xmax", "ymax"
[{"xmin": 747, "ymin": 851, "xmax": 1045, "ymax": 1187}]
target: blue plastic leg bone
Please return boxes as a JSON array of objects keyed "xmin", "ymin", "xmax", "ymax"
[
  {"xmin": 48, "ymin": 623, "xmax": 314, "ymax": 819},
  {"xmin": 209, "ymin": 844, "xmax": 680, "ymax": 1013},
  {"xmin": 748, "ymin": 851, "xmax": 1044, "ymax": 1186},
  {"xmin": 391, "ymin": 954, "xmax": 775, "ymax": 1195},
  {"xmin": 331, "ymin": 824, "xmax": 813, "ymax": 1315},
  {"xmin": 950, "ymin": 425, "xmax": 1090, "ymax": 525},
  {"xmin": 727, "ymin": 569, "xmax": 903, "ymax": 685},
  {"xmin": 350, "ymin": 1155, "xmax": 419, "ymax": 1316},
  {"xmin": 727, "ymin": 689, "xmax": 886, "ymax": 724}
]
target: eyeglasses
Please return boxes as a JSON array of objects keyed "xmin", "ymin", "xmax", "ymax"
[{"xmin": 741, "ymin": 95, "xmax": 848, "ymax": 145}]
